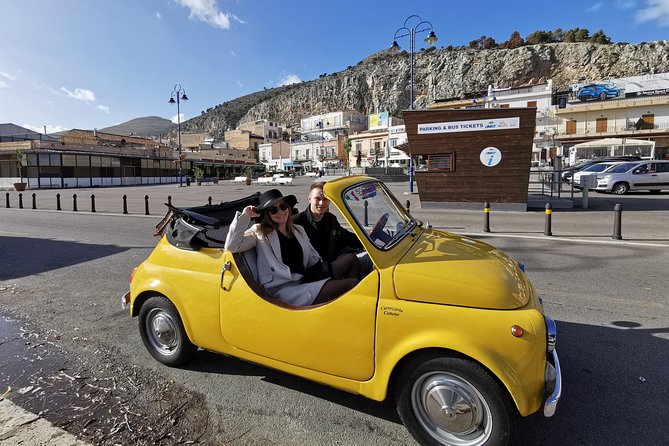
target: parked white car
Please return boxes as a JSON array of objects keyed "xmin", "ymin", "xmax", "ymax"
[
  {"xmin": 571, "ymin": 162, "xmax": 624, "ymax": 187},
  {"xmin": 595, "ymin": 160, "xmax": 669, "ymax": 194}
]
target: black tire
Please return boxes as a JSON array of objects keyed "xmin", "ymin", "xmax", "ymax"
[
  {"xmin": 612, "ymin": 182, "xmax": 629, "ymax": 195},
  {"xmin": 138, "ymin": 296, "xmax": 197, "ymax": 366},
  {"xmin": 396, "ymin": 356, "xmax": 516, "ymax": 446}
]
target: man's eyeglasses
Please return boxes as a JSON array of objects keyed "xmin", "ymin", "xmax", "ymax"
[{"xmin": 268, "ymin": 203, "xmax": 289, "ymax": 215}]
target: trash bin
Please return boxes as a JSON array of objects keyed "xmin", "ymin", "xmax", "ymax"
[{"xmin": 186, "ymin": 177, "xmax": 191, "ymax": 186}]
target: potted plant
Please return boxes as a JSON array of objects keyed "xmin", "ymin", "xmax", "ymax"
[
  {"xmin": 193, "ymin": 166, "xmax": 204, "ymax": 185},
  {"xmin": 242, "ymin": 167, "xmax": 254, "ymax": 186},
  {"xmin": 13, "ymin": 149, "xmax": 27, "ymax": 191}
]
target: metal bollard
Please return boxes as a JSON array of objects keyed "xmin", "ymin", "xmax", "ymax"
[
  {"xmin": 5, "ymin": 192, "xmax": 9, "ymax": 208},
  {"xmin": 91, "ymin": 194, "xmax": 96, "ymax": 213},
  {"xmin": 73, "ymin": 193, "xmax": 78, "ymax": 212},
  {"xmin": 123, "ymin": 195, "xmax": 128, "ymax": 214},
  {"xmin": 19, "ymin": 193, "xmax": 23, "ymax": 209},
  {"xmin": 612, "ymin": 203, "xmax": 623, "ymax": 240},
  {"xmin": 544, "ymin": 203, "xmax": 552, "ymax": 236},
  {"xmin": 32, "ymin": 193, "xmax": 37, "ymax": 210},
  {"xmin": 483, "ymin": 201, "xmax": 491, "ymax": 232},
  {"xmin": 405, "ymin": 199, "xmax": 411, "ymax": 214},
  {"xmin": 208, "ymin": 196, "xmax": 212, "ymax": 206},
  {"xmin": 144, "ymin": 195, "xmax": 150, "ymax": 215},
  {"xmin": 167, "ymin": 195, "xmax": 172, "ymax": 206},
  {"xmin": 363, "ymin": 200, "xmax": 369, "ymax": 226},
  {"xmin": 56, "ymin": 193, "xmax": 61, "ymax": 211}
]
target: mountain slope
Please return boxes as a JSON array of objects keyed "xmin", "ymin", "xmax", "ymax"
[
  {"xmin": 100, "ymin": 116, "xmax": 174, "ymax": 138},
  {"xmin": 178, "ymin": 41, "xmax": 669, "ymax": 139}
]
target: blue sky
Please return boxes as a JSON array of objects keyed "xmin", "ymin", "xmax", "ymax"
[{"xmin": 2, "ymin": 0, "xmax": 668, "ymax": 134}]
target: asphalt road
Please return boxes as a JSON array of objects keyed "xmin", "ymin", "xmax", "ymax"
[{"xmin": 1, "ymin": 207, "xmax": 668, "ymax": 445}]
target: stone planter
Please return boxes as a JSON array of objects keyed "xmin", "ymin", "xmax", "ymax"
[{"xmin": 13, "ymin": 182, "xmax": 27, "ymax": 191}]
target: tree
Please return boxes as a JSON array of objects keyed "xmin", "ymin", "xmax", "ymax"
[
  {"xmin": 506, "ymin": 31, "xmax": 524, "ymax": 49},
  {"xmin": 526, "ymin": 30, "xmax": 552, "ymax": 45},
  {"xmin": 343, "ymin": 137, "xmax": 352, "ymax": 169},
  {"xmin": 589, "ymin": 30, "xmax": 611, "ymax": 44},
  {"xmin": 14, "ymin": 149, "xmax": 24, "ymax": 184},
  {"xmin": 481, "ymin": 36, "xmax": 497, "ymax": 49},
  {"xmin": 574, "ymin": 28, "xmax": 590, "ymax": 42}
]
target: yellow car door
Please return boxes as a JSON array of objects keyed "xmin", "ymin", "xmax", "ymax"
[{"xmin": 219, "ymin": 251, "xmax": 378, "ymax": 381}]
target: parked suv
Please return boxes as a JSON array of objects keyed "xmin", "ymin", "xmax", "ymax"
[
  {"xmin": 561, "ymin": 156, "xmax": 642, "ymax": 183},
  {"xmin": 595, "ymin": 160, "xmax": 669, "ymax": 194}
]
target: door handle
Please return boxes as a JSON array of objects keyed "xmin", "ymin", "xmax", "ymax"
[{"xmin": 221, "ymin": 261, "xmax": 234, "ymax": 291}]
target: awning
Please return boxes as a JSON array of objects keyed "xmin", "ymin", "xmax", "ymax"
[
  {"xmin": 394, "ymin": 143, "xmax": 410, "ymax": 152},
  {"xmin": 283, "ymin": 161, "xmax": 302, "ymax": 166}
]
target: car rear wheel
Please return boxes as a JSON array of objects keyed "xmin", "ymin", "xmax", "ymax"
[
  {"xmin": 612, "ymin": 182, "xmax": 629, "ymax": 195},
  {"xmin": 138, "ymin": 296, "xmax": 197, "ymax": 366},
  {"xmin": 396, "ymin": 356, "xmax": 516, "ymax": 446}
]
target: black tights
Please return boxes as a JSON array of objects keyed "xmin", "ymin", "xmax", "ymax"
[{"xmin": 312, "ymin": 253, "xmax": 360, "ymax": 304}]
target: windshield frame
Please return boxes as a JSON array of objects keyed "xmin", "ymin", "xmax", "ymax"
[{"xmin": 340, "ymin": 179, "xmax": 416, "ymax": 251}]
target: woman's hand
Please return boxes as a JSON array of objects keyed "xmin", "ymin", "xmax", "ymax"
[{"xmin": 243, "ymin": 205, "xmax": 260, "ymax": 218}]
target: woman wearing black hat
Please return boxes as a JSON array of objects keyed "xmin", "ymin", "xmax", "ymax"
[{"xmin": 225, "ymin": 189, "xmax": 360, "ymax": 306}]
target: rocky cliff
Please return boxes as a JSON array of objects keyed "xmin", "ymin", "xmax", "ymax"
[{"xmin": 180, "ymin": 41, "xmax": 669, "ymax": 138}]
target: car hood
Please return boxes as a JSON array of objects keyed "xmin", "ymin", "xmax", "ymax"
[{"xmin": 393, "ymin": 230, "xmax": 531, "ymax": 310}]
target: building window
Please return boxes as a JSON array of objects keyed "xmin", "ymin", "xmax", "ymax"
[
  {"xmin": 527, "ymin": 101, "xmax": 537, "ymax": 107},
  {"xmin": 596, "ymin": 117, "xmax": 607, "ymax": 133},
  {"xmin": 566, "ymin": 120, "xmax": 577, "ymax": 135},
  {"xmin": 501, "ymin": 104, "xmax": 510, "ymax": 109},
  {"xmin": 427, "ymin": 153, "xmax": 455, "ymax": 172}
]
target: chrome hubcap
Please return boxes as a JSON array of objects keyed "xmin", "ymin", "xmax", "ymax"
[
  {"xmin": 412, "ymin": 373, "xmax": 492, "ymax": 445},
  {"xmin": 146, "ymin": 309, "xmax": 179, "ymax": 355}
]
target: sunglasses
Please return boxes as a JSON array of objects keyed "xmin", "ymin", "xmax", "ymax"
[{"xmin": 268, "ymin": 202, "xmax": 289, "ymax": 215}]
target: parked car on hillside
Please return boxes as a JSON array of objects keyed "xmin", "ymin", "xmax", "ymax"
[
  {"xmin": 122, "ymin": 176, "xmax": 561, "ymax": 446},
  {"xmin": 577, "ymin": 83, "xmax": 621, "ymax": 101},
  {"xmin": 595, "ymin": 160, "xmax": 669, "ymax": 194}
]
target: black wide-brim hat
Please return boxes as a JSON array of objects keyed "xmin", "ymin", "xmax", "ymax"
[{"xmin": 256, "ymin": 189, "xmax": 297, "ymax": 212}]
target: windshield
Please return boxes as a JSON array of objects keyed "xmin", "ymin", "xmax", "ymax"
[
  {"xmin": 605, "ymin": 162, "xmax": 642, "ymax": 174},
  {"xmin": 342, "ymin": 181, "xmax": 414, "ymax": 249}
]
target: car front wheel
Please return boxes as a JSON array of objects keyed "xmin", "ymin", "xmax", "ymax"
[
  {"xmin": 138, "ymin": 296, "xmax": 197, "ymax": 366},
  {"xmin": 396, "ymin": 356, "xmax": 516, "ymax": 446},
  {"xmin": 599, "ymin": 92, "xmax": 607, "ymax": 100},
  {"xmin": 612, "ymin": 182, "xmax": 629, "ymax": 195}
]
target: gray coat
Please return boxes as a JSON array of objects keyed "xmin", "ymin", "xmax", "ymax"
[{"xmin": 224, "ymin": 211, "xmax": 328, "ymax": 306}]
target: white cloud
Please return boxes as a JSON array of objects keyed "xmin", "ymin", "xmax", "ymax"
[
  {"xmin": 171, "ymin": 113, "xmax": 185, "ymax": 124},
  {"xmin": 237, "ymin": 80, "xmax": 243, "ymax": 88},
  {"xmin": 156, "ymin": 11, "xmax": 162, "ymax": 19},
  {"xmin": 23, "ymin": 124, "xmax": 70, "ymax": 134},
  {"xmin": 636, "ymin": 0, "xmax": 669, "ymax": 25},
  {"xmin": 176, "ymin": 0, "xmax": 243, "ymax": 29},
  {"xmin": 0, "ymin": 80, "xmax": 6, "ymax": 88},
  {"xmin": 616, "ymin": 0, "xmax": 637, "ymax": 9},
  {"xmin": 60, "ymin": 87, "xmax": 97, "ymax": 103},
  {"xmin": 97, "ymin": 105, "xmax": 110, "ymax": 113},
  {"xmin": 0, "ymin": 71, "xmax": 17, "ymax": 80},
  {"xmin": 278, "ymin": 74, "xmax": 302, "ymax": 86},
  {"xmin": 586, "ymin": 2, "xmax": 604, "ymax": 12},
  {"xmin": 231, "ymin": 50, "xmax": 237, "ymax": 56}
]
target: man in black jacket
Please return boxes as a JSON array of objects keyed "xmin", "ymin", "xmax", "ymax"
[{"xmin": 294, "ymin": 182, "xmax": 363, "ymax": 263}]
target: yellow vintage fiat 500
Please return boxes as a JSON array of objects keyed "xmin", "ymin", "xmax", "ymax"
[{"xmin": 123, "ymin": 176, "xmax": 561, "ymax": 446}]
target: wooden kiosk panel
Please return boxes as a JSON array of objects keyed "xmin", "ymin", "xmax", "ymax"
[{"xmin": 403, "ymin": 109, "xmax": 536, "ymax": 210}]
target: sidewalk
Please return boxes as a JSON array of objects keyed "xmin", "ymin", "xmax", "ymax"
[
  {"xmin": 0, "ymin": 397, "xmax": 90, "ymax": 445},
  {"xmin": 3, "ymin": 176, "xmax": 669, "ymax": 244}
]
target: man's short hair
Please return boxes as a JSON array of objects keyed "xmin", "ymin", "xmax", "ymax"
[{"xmin": 309, "ymin": 181, "xmax": 326, "ymax": 192}]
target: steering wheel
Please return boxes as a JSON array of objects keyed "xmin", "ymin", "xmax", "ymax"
[{"xmin": 369, "ymin": 213, "xmax": 391, "ymax": 243}]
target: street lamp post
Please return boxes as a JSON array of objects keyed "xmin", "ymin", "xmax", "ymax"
[
  {"xmin": 391, "ymin": 15, "xmax": 438, "ymax": 193},
  {"xmin": 168, "ymin": 84, "xmax": 188, "ymax": 187},
  {"xmin": 317, "ymin": 116, "xmax": 329, "ymax": 171}
]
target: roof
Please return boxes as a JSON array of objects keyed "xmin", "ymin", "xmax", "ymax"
[
  {"xmin": 571, "ymin": 138, "xmax": 655, "ymax": 148},
  {"xmin": 0, "ymin": 123, "xmax": 58, "ymax": 142}
]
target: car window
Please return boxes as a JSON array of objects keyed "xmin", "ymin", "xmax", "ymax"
[
  {"xmin": 343, "ymin": 181, "xmax": 413, "ymax": 249},
  {"xmin": 606, "ymin": 162, "xmax": 641, "ymax": 173},
  {"xmin": 585, "ymin": 163, "xmax": 614, "ymax": 172},
  {"xmin": 656, "ymin": 162, "xmax": 669, "ymax": 173}
]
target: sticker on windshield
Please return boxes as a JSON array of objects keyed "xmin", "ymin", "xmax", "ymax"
[{"xmin": 347, "ymin": 184, "xmax": 377, "ymax": 201}]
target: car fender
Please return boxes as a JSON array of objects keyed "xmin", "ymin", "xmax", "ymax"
[{"xmin": 361, "ymin": 302, "xmax": 546, "ymax": 417}]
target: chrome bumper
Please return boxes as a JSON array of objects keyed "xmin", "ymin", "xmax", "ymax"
[
  {"xmin": 121, "ymin": 291, "xmax": 130, "ymax": 310},
  {"xmin": 544, "ymin": 348, "xmax": 562, "ymax": 417}
]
